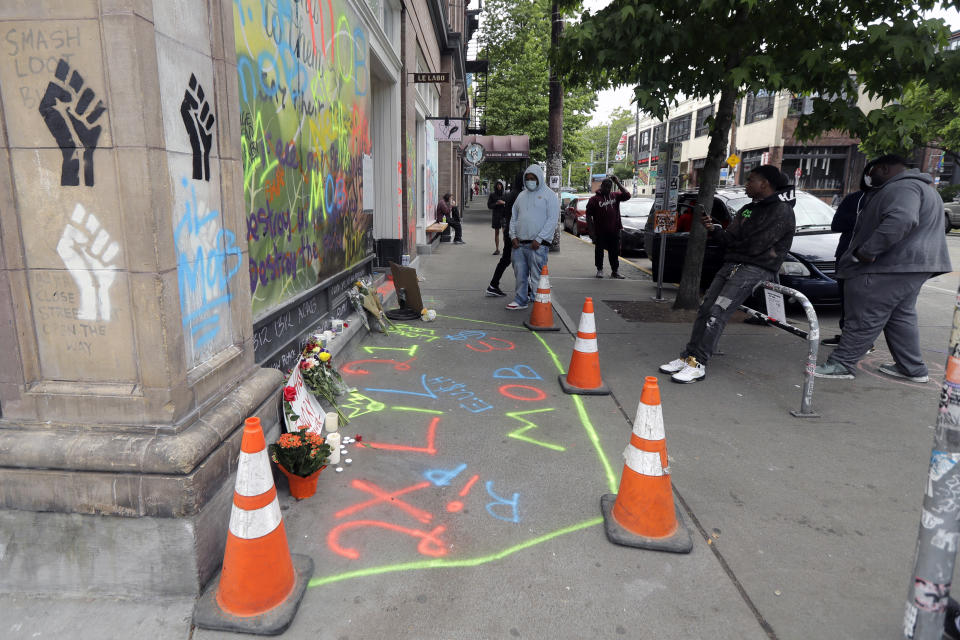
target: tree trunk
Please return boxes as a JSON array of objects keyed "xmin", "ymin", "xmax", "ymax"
[
  {"xmin": 673, "ymin": 80, "xmax": 738, "ymax": 309},
  {"xmin": 547, "ymin": 0, "xmax": 563, "ymax": 251}
]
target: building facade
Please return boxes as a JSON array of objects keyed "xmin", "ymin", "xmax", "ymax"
[
  {"xmin": 0, "ymin": 0, "xmax": 470, "ymax": 597},
  {"xmin": 630, "ymin": 91, "xmax": 881, "ymax": 201}
]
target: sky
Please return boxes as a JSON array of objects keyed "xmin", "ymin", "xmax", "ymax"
[{"xmin": 584, "ymin": 4, "xmax": 960, "ymax": 127}]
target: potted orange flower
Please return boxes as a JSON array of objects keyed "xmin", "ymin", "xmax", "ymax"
[{"xmin": 269, "ymin": 429, "xmax": 331, "ymax": 499}]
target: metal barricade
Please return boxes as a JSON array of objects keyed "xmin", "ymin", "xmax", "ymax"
[{"xmin": 738, "ymin": 281, "xmax": 820, "ymax": 418}]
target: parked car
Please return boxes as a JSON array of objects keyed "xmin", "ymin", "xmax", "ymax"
[
  {"xmin": 945, "ymin": 196, "xmax": 960, "ymax": 233},
  {"xmin": 619, "ymin": 197, "xmax": 654, "ymax": 255},
  {"xmin": 562, "ymin": 194, "xmax": 592, "ymax": 236},
  {"xmin": 643, "ymin": 187, "xmax": 842, "ymax": 306}
]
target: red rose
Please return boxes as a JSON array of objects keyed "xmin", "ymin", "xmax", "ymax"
[
  {"xmin": 299, "ymin": 360, "xmax": 311, "ymax": 370},
  {"xmin": 344, "ymin": 322, "xmax": 349, "ymax": 328},
  {"xmin": 283, "ymin": 386, "xmax": 297, "ymax": 402},
  {"xmin": 354, "ymin": 434, "xmax": 363, "ymax": 442}
]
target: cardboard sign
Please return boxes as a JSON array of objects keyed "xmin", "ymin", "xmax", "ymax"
[
  {"xmin": 653, "ymin": 210, "xmax": 678, "ymax": 233},
  {"xmin": 764, "ymin": 288, "xmax": 787, "ymax": 323},
  {"xmin": 284, "ymin": 367, "xmax": 327, "ymax": 434}
]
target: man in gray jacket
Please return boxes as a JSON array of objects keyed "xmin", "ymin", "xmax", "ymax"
[{"xmin": 815, "ymin": 155, "xmax": 952, "ymax": 382}]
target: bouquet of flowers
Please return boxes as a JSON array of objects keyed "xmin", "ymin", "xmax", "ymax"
[
  {"xmin": 299, "ymin": 339, "xmax": 350, "ymax": 424},
  {"xmin": 268, "ymin": 429, "xmax": 331, "ymax": 477},
  {"xmin": 347, "ymin": 279, "xmax": 394, "ymax": 333}
]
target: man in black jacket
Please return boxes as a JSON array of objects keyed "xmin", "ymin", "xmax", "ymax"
[
  {"xmin": 487, "ymin": 180, "xmax": 508, "ymax": 255},
  {"xmin": 659, "ymin": 165, "xmax": 796, "ymax": 383},
  {"xmin": 485, "ymin": 173, "xmax": 523, "ymax": 296}
]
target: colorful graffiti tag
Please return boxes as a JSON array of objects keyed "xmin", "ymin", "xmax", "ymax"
[
  {"xmin": 235, "ymin": 0, "xmax": 372, "ymax": 316},
  {"xmin": 301, "ymin": 318, "xmax": 619, "ymax": 588}
]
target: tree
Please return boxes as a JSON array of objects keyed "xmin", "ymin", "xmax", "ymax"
[
  {"xmin": 859, "ymin": 80, "xmax": 960, "ymax": 171},
  {"xmin": 557, "ymin": 0, "xmax": 957, "ymax": 309},
  {"xmin": 477, "ymin": 0, "xmax": 595, "ymax": 185}
]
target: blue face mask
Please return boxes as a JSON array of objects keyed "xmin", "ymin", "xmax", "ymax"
[{"xmin": 524, "ymin": 179, "xmax": 538, "ymax": 192}]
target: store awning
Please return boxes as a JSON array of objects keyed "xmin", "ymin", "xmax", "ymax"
[{"xmin": 460, "ymin": 135, "xmax": 530, "ymax": 161}]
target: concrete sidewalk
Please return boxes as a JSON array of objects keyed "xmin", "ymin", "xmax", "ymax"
[{"xmin": 4, "ymin": 199, "xmax": 958, "ymax": 639}]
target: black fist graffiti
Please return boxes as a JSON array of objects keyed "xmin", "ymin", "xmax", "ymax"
[
  {"xmin": 38, "ymin": 58, "xmax": 107, "ymax": 187},
  {"xmin": 180, "ymin": 74, "xmax": 215, "ymax": 181}
]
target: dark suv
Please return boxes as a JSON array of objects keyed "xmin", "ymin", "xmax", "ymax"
[{"xmin": 643, "ymin": 187, "xmax": 841, "ymax": 306}]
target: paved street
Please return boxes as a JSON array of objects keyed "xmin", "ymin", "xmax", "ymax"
[{"xmin": 5, "ymin": 198, "xmax": 960, "ymax": 639}]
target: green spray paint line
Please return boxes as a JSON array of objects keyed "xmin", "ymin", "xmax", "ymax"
[
  {"xmin": 436, "ymin": 314, "xmax": 517, "ymax": 329},
  {"xmin": 530, "ymin": 331, "xmax": 618, "ymax": 493},
  {"xmin": 572, "ymin": 394, "xmax": 618, "ymax": 493},
  {"xmin": 391, "ymin": 407, "xmax": 444, "ymax": 414},
  {"xmin": 530, "ymin": 331, "xmax": 567, "ymax": 376},
  {"xmin": 308, "ymin": 517, "xmax": 603, "ymax": 588}
]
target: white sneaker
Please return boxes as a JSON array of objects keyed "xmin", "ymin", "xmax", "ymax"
[
  {"xmin": 659, "ymin": 358, "xmax": 686, "ymax": 374},
  {"xmin": 878, "ymin": 362, "xmax": 929, "ymax": 383},
  {"xmin": 596, "ymin": 270, "xmax": 603, "ymax": 278},
  {"xmin": 671, "ymin": 357, "xmax": 706, "ymax": 384}
]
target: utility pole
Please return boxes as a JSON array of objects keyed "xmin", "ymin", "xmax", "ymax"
[
  {"xmin": 633, "ymin": 96, "xmax": 640, "ymax": 195},
  {"xmin": 605, "ymin": 123, "xmax": 610, "ymax": 174},
  {"xmin": 546, "ymin": 0, "xmax": 563, "ymax": 248}
]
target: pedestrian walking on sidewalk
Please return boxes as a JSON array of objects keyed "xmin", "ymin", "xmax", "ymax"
[
  {"xmin": 814, "ymin": 155, "xmax": 952, "ymax": 382},
  {"xmin": 586, "ymin": 175, "xmax": 630, "ymax": 279},
  {"xmin": 505, "ymin": 165, "xmax": 559, "ymax": 310},
  {"xmin": 659, "ymin": 165, "xmax": 796, "ymax": 383},
  {"xmin": 821, "ymin": 162, "xmax": 874, "ymax": 346},
  {"xmin": 486, "ymin": 173, "xmax": 522, "ymax": 297},
  {"xmin": 488, "ymin": 180, "xmax": 508, "ymax": 255},
  {"xmin": 436, "ymin": 193, "xmax": 465, "ymax": 244}
]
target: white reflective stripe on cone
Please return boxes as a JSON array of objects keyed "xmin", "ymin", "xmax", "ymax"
[
  {"xmin": 578, "ymin": 313, "xmax": 596, "ymax": 334},
  {"xmin": 623, "ymin": 446, "xmax": 668, "ymax": 476},
  {"xmin": 229, "ymin": 495, "xmax": 283, "ymax": 539},
  {"xmin": 538, "ymin": 276, "xmax": 550, "ymax": 289},
  {"xmin": 633, "ymin": 403, "xmax": 665, "ymax": 441},
  {"xmin": 573, "ymin": 337, "xmax": 598, "ymax": 353},
  {"xmin": 535, "ymin": 292, "xmax": 551, "ymax": 303},
  {"xmin": 235, "ymin": 448, "xmax": 274, "ymax": 497}
]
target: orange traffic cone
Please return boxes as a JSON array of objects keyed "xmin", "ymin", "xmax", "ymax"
[
  {"xmin": 600, "ymin": 377, "xmax": 693, "ymax": 553},
  {"xmin": 558, "ymin": 297, "xmax": 610, "ymax": 395},
  {"xmin": 194, "ymin": 417, "xmax": 314, "ymax": 634},
  {"xmin": 523, "ymin": 265, "xmax": 559, "ymax": 331}
]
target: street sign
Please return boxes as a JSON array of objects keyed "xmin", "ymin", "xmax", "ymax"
[
  {"xmin": 413, "ymin": 72, "xmax": 449, "ymax": 83},
  {"xmin": 653, "ymin": 210, "xmax": 678, "ymax": 233},
  {"xmin": 726, "ymin": 153, "xmax": 740, "ymax": 167},
  {"xmin": 463, "ymin": 165, "xmax": 478, "ymax": 175},
  {"xmin": 548, "ymin": 175, "xmax": 560, "ymax": 189}
]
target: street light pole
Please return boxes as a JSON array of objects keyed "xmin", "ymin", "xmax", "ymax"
[{"xmin": 605, "ymin": 123, "xmax": 610, "ymax": 174}]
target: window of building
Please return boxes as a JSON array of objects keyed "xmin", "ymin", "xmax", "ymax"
[
  {"xmin": 743, "ymin": 91, "xmax": 775, "ymax": 125},
  {"xmin": 627, "ymin": 134, "xmax": 636, "ymax": 157},
  {"xmin": 694, "ymin": 105, "xmax": 714, "ymax": 138},
  {"xmin": 652, "ymin": 123, "xmax": 667, "ymax": 148},
  {"xmin": 668, "ymin": 113, "xmax": 691, "ymax": 142},
  {"xmin": 639, "ymin": 128, "xmax": 651, "ymax": 151}
]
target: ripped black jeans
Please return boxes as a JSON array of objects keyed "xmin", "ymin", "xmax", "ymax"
[{"xmin": 682, "ymin": 262, "xmax": 775, "ymax": 365}]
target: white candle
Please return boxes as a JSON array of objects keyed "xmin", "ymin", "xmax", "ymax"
[{"xmin": 325, "ymin": 411, "xmax": 341, "ymax": 464}]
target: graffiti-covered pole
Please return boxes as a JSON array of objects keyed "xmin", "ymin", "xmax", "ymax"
[{"xmin": 904, "ymin": 289, "xmax": 960, "ymax": 639}]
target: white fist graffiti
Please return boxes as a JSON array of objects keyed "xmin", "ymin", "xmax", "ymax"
[{"xmin": 56, "ymin": 204, "xmax": 120, "ymax": 321}]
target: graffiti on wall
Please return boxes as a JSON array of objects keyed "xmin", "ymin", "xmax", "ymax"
[
  {"xmin": 38, "ymin": 58, "xmax": 106, "ymax": 186},
  {"xmin": 180, "ymin": 73, "xmax": 215, "ymax": 181},
  {"xmin": 235, "ymin": 0, "xmax": 372, "ymax": 316},
  {"xmin": 56, "ymin": 203, "xmax": 120, "ymax": 322},
  {"xmin": 424, "ymin": 121, "xmax": 438, "ymax": 237},
  {"xmin": 174, "ymin": 177, "xmax": 242, "ymax": 360}
]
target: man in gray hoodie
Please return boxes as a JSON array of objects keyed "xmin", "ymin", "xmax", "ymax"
[{"xmin": 815, "ymin": 155, "xmax": 952, "ymax": 382}]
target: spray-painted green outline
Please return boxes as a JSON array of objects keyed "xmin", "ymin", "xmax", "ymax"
[
  {"xmin": 308, "ymin": 517, "xmax": 603, "ymax": 587},
  {"xmin": 506, "ymin": 408, "xmax": 565, "ymax": 451},
  {"xmin": 308, "ymin": 318, "xmax": 617, "ymax": 589},
  {"xmin": 391, "ymin": 407, "xmax": 444, "ymax": 414}
]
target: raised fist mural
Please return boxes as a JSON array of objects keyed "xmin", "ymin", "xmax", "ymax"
[
  {"xmin": 180, "ymin": 73, "xmax": 215, "ymax": 181},
  {"xmin": 38, "ymin": 59, "xmax": 106, "ymax": 187}
]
